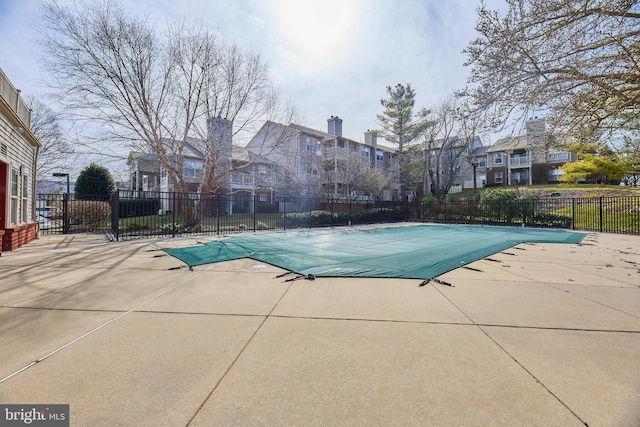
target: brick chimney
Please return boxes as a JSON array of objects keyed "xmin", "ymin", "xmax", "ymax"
[{"xmin": 327, "ymin": 116, "xmax": 343, "ymax": 137}]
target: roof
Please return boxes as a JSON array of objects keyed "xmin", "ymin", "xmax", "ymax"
[
  {"xmin": 488, "ymin": 135, "xmax": 529, "ymax": 153},
  {"xmin": 424, "ymin": 136, "xmax": 483, "ymax": 151},
  {"xmin": 127, "ymin": 152, "xmax": 159, "ymax": 165},
  {"xmin": 289, "ymin": 123, "xmax": 397, "ymax": 154}
]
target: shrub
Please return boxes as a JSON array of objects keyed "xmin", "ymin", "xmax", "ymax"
[
  {"xmin": 532, "ymin": 213, "xmax": 572, "ymax": 228},
  {"xmin": 50, "ymin": 200, "xmax": 111, "ymax": 230},
  {"xmin": 480, "ymin": 188, "xmax": 518, "ymax": 202},
  {"xmin": 480, "ymin": 189, "xmax": 540, "ymax": 222},
  {"xmin": 160, "ymin": 222, "xmax": 184, "ymax": 232},
  {"xmin": 283, "ymin": 210, "xmax": 337, "ymax": 227}
]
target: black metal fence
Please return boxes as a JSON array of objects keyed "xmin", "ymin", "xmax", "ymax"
[
  {"xmin": 420, "ymin": 196, "xmax": 640, "ymax": 235},
  {"xmin": 36, "ymin": 192, "xmax": 411, "ymax": 240},
  {"xmin": 36, "ymin": 193, "xmax": 640, "ymax": 238}
]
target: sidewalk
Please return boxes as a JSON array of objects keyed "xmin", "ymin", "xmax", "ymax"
[{"xmin": 1, "ymin": 230, "xmax": 639, "ymax": 426}]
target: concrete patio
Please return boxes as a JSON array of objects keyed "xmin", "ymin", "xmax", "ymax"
[{"xmin": 1, "ymin": 226, "xmax": 639, "ymax": 426}]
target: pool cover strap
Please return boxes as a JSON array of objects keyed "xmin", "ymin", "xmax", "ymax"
[{"xmin": 165, "ymin": 225, "xmax": 586, "ymax": 280}]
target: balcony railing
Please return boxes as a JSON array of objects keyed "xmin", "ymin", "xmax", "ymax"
[{"xmin": 509, "ymin": 155, "xmax": 531, "ymax": 166}]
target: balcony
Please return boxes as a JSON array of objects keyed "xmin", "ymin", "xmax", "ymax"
[
  {"xmin": 0, "ymin": 68, "xmax": 31, "ymax": 127},
  {"xmin": 509, "ymin": 154, "xmax": 531, "ymax": 167}
]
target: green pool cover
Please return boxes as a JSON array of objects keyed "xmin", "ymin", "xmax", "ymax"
[{"xmin": 165, "ymin": 224, "xmax": 586, "ymax": 280}]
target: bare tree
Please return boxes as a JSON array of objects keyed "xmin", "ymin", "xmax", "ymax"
[
  {"xmin": 463, "ymin": 0, "xmax": 640, "ymax": 137},
  {"xmin": 336, "ymin": 150, "xmax": 392, "ymax": 201},
  {"xmin": 40, "ymin": 0, "xmax": 297, "ymax": 225},
  {"xmin": 421, "ymin": 97, "xmax": 482, "ymax": 199},
  {"xmin": 272, "ymin": 139, "xmax": 325, "ymax": 199},
  {"xmin": 25, "ymin": 96, "xmax": 74, "ymax": 182}
]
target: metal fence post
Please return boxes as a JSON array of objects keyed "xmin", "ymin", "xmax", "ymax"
[
  {"xmin": 283, "ymin": 196, "xmax": 287, "ymax": 231},
  {"xmin": 599, "ymin": 196, "xmax": 604, "ymax": 232},
  {"xmin": 253, "ymin": 195, "xmax": 257, "ymax": 232},
  {"xmin": 172, "ymin": 192, "xmax": 176, "ymax": 238},
  {"xmin": 62, "ymin": 193, "xmax": 70, "ymax": 234},
  {"xmin": 111, "ymin": 192, "xmax": 119, "ymax": 241},
  {"xmin": 572, "ymin": 198, "xmax": 576, "ymax": 230},
  {"xmin": 216, "ymin": 194, "xmax": 221, "ymax": 234}
]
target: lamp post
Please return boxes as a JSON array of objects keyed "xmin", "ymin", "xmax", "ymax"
[
  {"xmin": 52, "ymin": 172, "xmax": 70, "ymax": 194},
  {"xmin": 53, "ymin": 172, "xmax": 70, "ymax": 233}
]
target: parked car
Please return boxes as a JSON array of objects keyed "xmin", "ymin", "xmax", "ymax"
[{"xmin": 36, "ymin": 206, "xmax": 62, "ymax": 231}]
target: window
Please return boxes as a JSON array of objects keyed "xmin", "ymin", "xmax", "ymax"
[
  {"xmin": 361, "ymin": 146, "xmax": 370, "ymax": 161},
  {"xmin": 10, "ymin": 168, "xmax": 18, "ymax": 224},
  {"xmin": 183, "ymin": 159, "xmax": 203, "ymax": 178},
  {"xmin": 548, "ymin": 169, "xmax": 565, "ymax": 182},
  {"xmin": 22, "ymin": 175, "xmax": 29, "ymax": 223},
  {"xmin": 475, "ymin": 156, "xmax": 486, "ymax": 167},
  {"xmin": 548, "ymin": 149, "xmax": 568, "ymax": 160},
  {"xmin": 513, "ymin": 170, "xmax": 528, "ymax": 185},
  {"xmin": 376, "ymin": 150, "xmax": 384, "ymax": 161},
  {"xmin": 494, "ymin": 171, "xmax": 503, "ymax": 184},
  {"xmin": 494, "ymin": 153, "xmax": 503, "ymax": 164},
  {"xmin": 257, "ymin": 165, "xmax": 270, "ymax": 182},
  {"xmin": 306, "ymin": 137, "xmax": 321, "ymax": 155}
]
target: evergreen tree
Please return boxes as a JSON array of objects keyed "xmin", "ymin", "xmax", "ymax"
[
  {"xmin": 376, "ymin": 84, "xmax": 432, "ymax": 198},
  {"xmin": 377, "ymin": 84, "xmax": 429, "ymax": 154},
  {"xmin": 75, "ymin": 163, "xmax": 116, "ymax": 200}
]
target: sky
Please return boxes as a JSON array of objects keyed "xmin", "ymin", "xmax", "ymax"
[{"xmin": 0, "ymin": 0, "xmax": 507, "ymax": 177}]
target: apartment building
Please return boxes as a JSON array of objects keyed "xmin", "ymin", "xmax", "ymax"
[
  {"xmin": 129, "ymin": 116, "xmax": 400, "ymax": 209},
  {"xmin": 246, "ymin": 116, "xmax": 399, "ymax": 201},
  {"xmin": 472, "ymin": 118, "xmax": 576, "ymax": 189},
  {"xmin": 128, "ymin": 117, "xmax": 234, "ymax": 194}
]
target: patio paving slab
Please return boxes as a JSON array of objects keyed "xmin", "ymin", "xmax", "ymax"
[
  {"xmin": 270, "ymin": 277, "xmax": 473, "ymax": 324},
  {"xmin": 190, "ymin": 317, "xmax": 583, "ymax": 426},
  {"xmin": 483, "ymin": 326, "xmax": 640, "ymax": 427},
  {"xmin": 8, "ymin": 267, "xmax": 196, "ymax": 312},
  {"xmin": 476, "ymin": 259, "xmax": 636, "ymax": 287},
  {"xmin": 435, "ymin": 278, "xmax": 640, "ymax": 331},
  {"xmin": 0, "ymin": 307, "xmax": 118, "ymax": 381},
  {"xmin": 142, "ymin": 265, "xmax": 292, "ymax": 316},
  {"xmin": 490, "ymin": 242, "xmax": 640, "ymax": 267},
  {"xmin": 0, "ymin": 312, "xmax": 263, "ymax": 427},
  {"xmin": 551, "ymin": 283, "xmax": 640, "ymax": 318}
]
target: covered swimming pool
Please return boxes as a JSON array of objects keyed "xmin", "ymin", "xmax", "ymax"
[{"xmin": 165, "ymin": 224, "xmax": 586, "ymax": 281}]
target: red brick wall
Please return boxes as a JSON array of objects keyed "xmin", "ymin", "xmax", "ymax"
[{"xmin": 1, "ymin": 222, "xmax": 38, "ymax": 252}]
